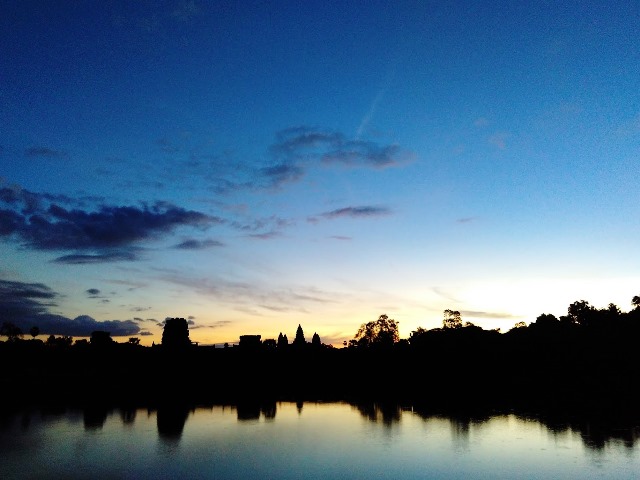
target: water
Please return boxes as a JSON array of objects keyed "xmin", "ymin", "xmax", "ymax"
[{"xmin": 1, "ymin": 402, "xmax": 639, "ymax": 479}]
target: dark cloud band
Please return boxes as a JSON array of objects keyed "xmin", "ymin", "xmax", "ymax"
[{"xmin": 0, "ymin": 279, "xmax": 140, "ymax": 336}]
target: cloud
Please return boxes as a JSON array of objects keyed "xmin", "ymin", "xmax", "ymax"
[
  {"xmin": 329, "ymin": 235, "xmax": 352, "ymax": 241},
  {"xmin": 146, "ymin": 126, "xmax": 412, "ymax": 194},
  {"xmin": 271, "ymin": 127, "xmax": 410, "ymax": 169},
  {"xmin": 229, "ymin": 215, "xmax": 294, "ymax": 240},
  {"xmin": 259, "ymin": 163, "xmax": 305, "ymax": 187},
  {"xmin": 139, "ymin": 331, "xmax": 154, "ymax": 336},
  {"xmin": 231, "ymin": 215, "xmax": 293, "ymax": 233},
  {"xmin": 173, "ymin": 238, "xmax": 224, "ymax": 250},
  {"xmin": 0, "ymin": 279, "xmax": 139, "ymax": 336},
  {"xmin": 321, "ymin": 143, "xmax": 404, "ymax": 168},
  {"xmin": 86, "ymin": 288, "xmax": 101, "ymax": 296},
  {"xmin": 310, "ymin": 205, "xmax": 392, "ymax": 222},
  {"xmin": 172, "ymin": 0, "xmax": 200, "ymax": 22},
  {"xmin": 246, "ymin": 231, "xmax": 282, "ymax": 240},
  {"xmin": 488, "ymin": 132, "xmax": 509, "ymax": 150},
  {"xmin": 54, "ymin": 252, "xmax": 139, "ymax": 264},
  {"xmin": 155, "ymin": 269, "xmax": 341, "ymax": 316},
  {"xmin": 456, "ymin": 217, "xmax": 477, "ymax": 224},
  {"xmin": 0, "ymin": 280, "xmax": 57, "ymax": 320},
  {"xmin": 257, "ymin": 127, "xmax": 412, "ymax": 189},
  {"xmin": 209, "ymin": 320, "xmax": 232, "ymax": 329},
  {"xmin": 1, "ymin": 188, "xmax": 219, "ymax": 261},
  {"xmin": 32, "ymin": 315, "xmax": 140, "ymax": 337},
  {"xmin": 24, "ymin": 146, "xmax": 69, "ymax": 159},
  {"xmin": 131, "ymin": 306, "xmax": 151, "ymax": 312},
  {"xmin": 0, "ymin": 185, "xmax": 104, "ymax": 213}
]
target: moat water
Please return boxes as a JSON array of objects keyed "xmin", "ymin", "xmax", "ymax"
[{"xmin": 1, "ymin": 402, "xmax": 639, "ymax": 479}]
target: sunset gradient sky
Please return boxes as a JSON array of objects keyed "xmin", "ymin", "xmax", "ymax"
[{"xmin": 1, "ymin": 1, "xmax": 638, "ymax": 346}]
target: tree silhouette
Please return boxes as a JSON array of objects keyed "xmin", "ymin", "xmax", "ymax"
[
  {"xmin": 353, "ymin": 314, "xmax": 399, "ymax": 348},
  {"xmin": 632, "ymin": 296, "xmax": 640, "ymax": 309},
  {"xmin": 47, "ymin": 335, "xmax": 73, "ymax": 347},
  {"xmin": 442, "ymin": 309, "xmax": 462, "ymax": 329},
  {"xmin": 29, "ymin": 326, "xmax": 40, "ymax": 339},
  {"xmin": 312, "ymin": 332, "xmax": 321, "ymax": 347},
  {"xmin": 1, "ymin": 322, "xmax": 23, "ymax": 342},
  {"xmin": 162, "ymin": 318, "xmax": 191, "ymax": 349},
  {"xmin": 534, "ymin": 313, "xmax": 559, "ymax": 328},
  {"xmin": 509, "ymin": 321, "xmax": 527, "ymax": 332},
  {"xmin": 567, "ymin": 300, "xmax": 596, "ymax": 326}
]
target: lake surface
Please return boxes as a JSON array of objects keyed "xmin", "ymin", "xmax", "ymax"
[{"xmin": 1, "ymin": 402, "xmax": 639, "ymax": 479}]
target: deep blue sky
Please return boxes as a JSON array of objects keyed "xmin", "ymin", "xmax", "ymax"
[{"xmin": 1, "ymin": 1, "xmax": 638, "ymax": 345}]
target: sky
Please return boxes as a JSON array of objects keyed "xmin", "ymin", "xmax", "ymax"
[{"xmin": 1, "ymin": 0, "xmax": 639, "ymax": 346}]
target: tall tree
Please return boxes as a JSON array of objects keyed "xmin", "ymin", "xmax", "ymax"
[
  {"xmin": 567, "ymin": 300, "xmax": 595, "ymax": 326},
  {"xmin": 353, "ymin": 314, "xmax": 399, "ymax": 348}
]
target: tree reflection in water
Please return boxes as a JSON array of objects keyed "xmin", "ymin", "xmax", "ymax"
[
  {"xmin": 236, "ymin": 401, "xmax": 278, "ymax": 421},
  {"xmin": 352, "ymin": 401, "xmax": 401, "ymax": 426}
]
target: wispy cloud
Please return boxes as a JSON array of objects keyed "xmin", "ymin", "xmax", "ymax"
[
  {"xmin": 259, "ymin": 163, "xmax": 305, "ymax": 188},
  {"xmin": 229, "ymin": 215, "xmax": 294, "ymax": 239},
  {"xmin": 24, "ymin": 146, "xmax": 69, "ymax": 159},
  {"xmin": 488, "ymin": 132, "xmax": 509, "ymax": 150},
  {"xmin": 173, "ymin": 238, "xmax": 224, "ymax": 249},
  {"xmin": 140, "ymin": 126, "xmax": 412, "ymax": 194},
  {"xmin": 54, "ymin": 252, "xmax": 139, "ymax": 264},
  {"xmin": 309, "ymin": 205, "xmax": 392, "ymax": 222},
  {"xmin": 246, "ymin": 231, "xmax": 282, "ymax": 240},
  {"xmin": 256, "ymin": 127, "xmax": 412, "ymax": 189},
  {"xmin": 155, "ymin": 269, "xmax": 339, "ymax": 315},
  {"xmin": 131, "ymin": 306, "xmax": 151, "ymax": 312}
]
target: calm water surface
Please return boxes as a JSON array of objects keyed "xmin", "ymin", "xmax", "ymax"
[{"xmin": 1, "ymin": 402, "xmax": 639, "ymax": 479}]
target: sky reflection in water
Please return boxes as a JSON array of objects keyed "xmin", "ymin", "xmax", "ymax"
[{"xmin": 1, "ymin": 402, "xmax": 639, "ymax": 479}]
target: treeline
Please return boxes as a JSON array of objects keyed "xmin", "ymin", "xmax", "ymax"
[{"xmin": 1, "ymin": 297, "xmax": 639, "ymax": 413}]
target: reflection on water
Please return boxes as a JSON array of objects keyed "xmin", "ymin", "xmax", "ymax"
[
  {"xmin": 353, "ymin": 401, "xmax": 402, "ymax": 425},
  {"xmin": 236, "ymin": 401, "xmax": 278, "ymax": 422},
  {"xmin": 1, "ymin": 402, "xmax": 639, "ymax": 479},
  {"xmin": 83, "ymin": 406, "xmax": 109, "ymax": 430},
  {"xmin": 120, "ymin": 407, "xmax": 136, "ymax": 425},
  {"xmin": 157, "ymin": 405, "xmax": 191, "ymax": 440}
]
